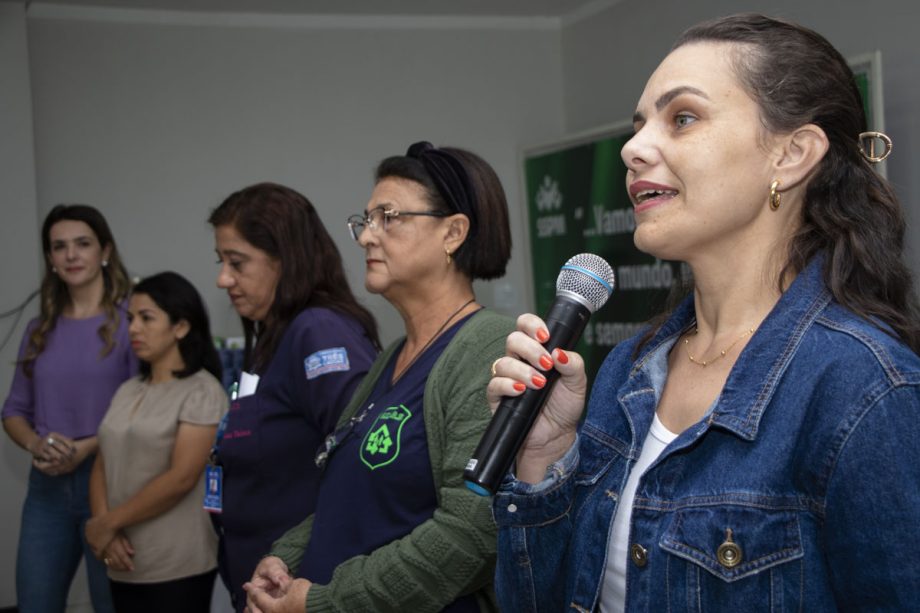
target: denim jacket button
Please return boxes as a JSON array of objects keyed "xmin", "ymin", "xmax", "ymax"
[
  {"xmin": 717, "ymin": 528, "xmax": 743, "ymax": 569},
  {"xmin": 507, "ymin": 503, "xmax": 518, "ymax": 513},
  {"xmin": 630, "ymin": 543, "xmax": 648, "ymax": 567}
]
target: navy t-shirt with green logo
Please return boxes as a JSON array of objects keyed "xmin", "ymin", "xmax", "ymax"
[{"xmin": 300, "ymin": 313, "xmax": 478, "ymax": 612}]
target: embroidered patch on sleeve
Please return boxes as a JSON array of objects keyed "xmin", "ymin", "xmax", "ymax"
[{"xmin": 304, "ymin": 347, "xmax": 351, "ymax": 380}]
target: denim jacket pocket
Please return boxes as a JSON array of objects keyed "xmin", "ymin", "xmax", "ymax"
[
  {"xmin": 575, "ymin": 426, "xmax": 627, "ymax": 487},
  {"xmin": 659, "ymin": 506, "xmax": 804, "ymax": 611}
]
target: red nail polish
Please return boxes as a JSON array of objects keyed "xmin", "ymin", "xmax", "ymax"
[
  {"xmin": 539, "ymin": 355, "xmax": 553, "ymax": 370},
  {"xmin": 513, "ymin": 382, "xmax": 526, "ymax": 392},
  {"xmin": 532, "ymin": 374, "xmax": 546, "ymax": 388},
  {"xmin": 536, "ymin": 328, "xmax": 550, "ymax": 343},
  {"xmin": 555, "ymin": 349, "xmax": 569, "ymax": 365}
]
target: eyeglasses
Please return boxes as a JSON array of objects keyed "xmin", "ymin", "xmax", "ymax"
[{"xmin": 346, "ymin": 206, "xmax": 449, "ymax": 241}]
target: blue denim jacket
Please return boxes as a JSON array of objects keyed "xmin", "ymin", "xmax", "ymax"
[{"xmin": 494, "ymin": 256, "xmax": 920, "ymax": 612}]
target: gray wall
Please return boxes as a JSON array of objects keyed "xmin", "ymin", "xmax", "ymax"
[
  {"xmin": 562, "ymin": 0, "xmax": 920, "ymax": 271},
  {"xmin": 1, "ymin": 5, "xmax": 565, "ymax": 609},
  {"xmin": 0, "ymin": 0, "xmax": 41, "ymax": 608},
  {"xmin": 27, "ymin": 14, "xmax": 566, "ymax": 343}
]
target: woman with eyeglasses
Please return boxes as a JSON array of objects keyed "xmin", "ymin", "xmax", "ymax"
[
  {"xmin": 208, "ymin": 183, "xmax": 380, "ymax": 612},
  {"xmin": 244, "ymin": 142, "xmax": 515, "ymax": 613}
]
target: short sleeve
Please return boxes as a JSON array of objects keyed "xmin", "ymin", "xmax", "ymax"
[
  {"xmin": 1, "ymin": 319, "xmax": 39, "ymax": 423},
  {"xmin": 177, "ymin": 372, "xmax": 228, "ymax": 426},
  {"xmin": 285, "ymin": 309, "xmax": 377, "ymax": 435}
]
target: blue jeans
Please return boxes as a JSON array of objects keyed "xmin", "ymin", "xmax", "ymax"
[{"xmin": 16, "ymin": 457, "xmax": 114, "ymax": 613}]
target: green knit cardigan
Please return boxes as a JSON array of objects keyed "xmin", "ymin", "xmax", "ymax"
[{"xmin": 270, "ymin": 309, "xmax": 514, "ymax": 613}]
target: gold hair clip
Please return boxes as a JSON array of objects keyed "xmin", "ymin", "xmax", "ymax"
[{"xmin": 858, "ymin": 131, "xmax": 892, "ymax": 163}]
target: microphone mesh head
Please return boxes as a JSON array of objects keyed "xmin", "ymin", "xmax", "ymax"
[{"xmin": 556, "ymin": 253, "xmax": 615, "ymax": 313}]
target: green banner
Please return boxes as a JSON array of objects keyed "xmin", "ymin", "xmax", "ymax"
[{"xmin": 524, "ymin": 132, "xmax": 684, "ymax": 380}]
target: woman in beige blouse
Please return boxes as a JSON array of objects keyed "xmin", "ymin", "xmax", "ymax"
[{"xmin": 86, "ymin": 272, "xmax": 227, "ymax": 612}]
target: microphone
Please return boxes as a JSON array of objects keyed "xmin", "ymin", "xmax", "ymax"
[{"xmin": 464, "ymin": 253, "xmax": 615, "ymax": 496}]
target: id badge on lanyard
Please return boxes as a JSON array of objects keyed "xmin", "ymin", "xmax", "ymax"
[
  {"xmin": 203, "ymin": 464, "xmax": 224, "ymax": 513},
  {"xmin": 204, "ymin": 382, "xmax": 236, "ymax": 513}
]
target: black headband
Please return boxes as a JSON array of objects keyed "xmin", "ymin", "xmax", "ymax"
[{"xmin": 406, "ymin": 141, "xmax": 478, "ymax": 229}]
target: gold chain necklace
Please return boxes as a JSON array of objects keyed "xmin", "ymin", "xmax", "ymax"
[{"xmin": 683, "ymin": 326, "xmax": 755, "ymax": 367}]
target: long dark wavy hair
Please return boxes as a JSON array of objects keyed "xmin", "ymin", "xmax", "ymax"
[
  {"xmin": 132, "ymin": 272, "xmax": 222, "ymax": 381},
  {"xmin": 639, "ymin": 14, "xmax": 919, "ymax": 354},
  {"xmin": 209, "ymin": 182, "xmax": 381, "ymax": 373},
  {"xmin": 23, "ymin": 204, "xmax": 132, "ymax": 377}
]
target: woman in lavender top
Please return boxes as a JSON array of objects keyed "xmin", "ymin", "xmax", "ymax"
[{"xmin": 2, "ymin": 204, "xmax": 135, "ymax": 613}]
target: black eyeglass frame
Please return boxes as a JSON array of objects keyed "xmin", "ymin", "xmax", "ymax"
[{"xmin": 346, "ymin": 206, "xmax": 450, "ymax": 241}]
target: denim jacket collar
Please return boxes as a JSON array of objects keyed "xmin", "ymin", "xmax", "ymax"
[{"xmin": 627, "ymin": 255, "xmax": 831, "ymax": 441}]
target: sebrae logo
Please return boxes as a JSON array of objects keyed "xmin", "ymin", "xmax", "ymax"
[
  {"xmin": 535, "ymin": 175, "xmax": 566, "ymax": 238},
  {"xmin": 535, "ymin": 176, "xmax": 563, "ymax": 212}
]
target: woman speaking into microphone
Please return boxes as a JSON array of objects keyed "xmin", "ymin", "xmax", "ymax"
[{"xmin": 489, "ymin": 13, "xmax": 920, "ymax": 612}]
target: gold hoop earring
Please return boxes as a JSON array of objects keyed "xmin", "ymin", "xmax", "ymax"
[
  {"xmin": 445, "ymin": 248, "xmax": 452, "ymax": 265},
  {"xmin": 769, "ymin": 179, "xmax": 781, "ymax": 211}
]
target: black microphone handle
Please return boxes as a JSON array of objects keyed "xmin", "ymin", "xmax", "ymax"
[{"xmin": 464, "ymin": 297, "xmax": 591, "ymax": 496}]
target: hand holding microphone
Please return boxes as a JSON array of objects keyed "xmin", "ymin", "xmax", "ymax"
[
  {"xmin": 465, "ymin": 254, "xmax": 614, "ymax": 495},
  {"xmin": 486, "ymin": 316, "xmax": 588, "ymax": 484}
]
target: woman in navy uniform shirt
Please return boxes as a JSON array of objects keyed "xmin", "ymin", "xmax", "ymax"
[
  {"xmin": 244, "ymin": 143, "xmax": 515, "ymax": 612},
  {"xmin": 209, "ymin": 182, "xmax": 379, "ymax": 611}
]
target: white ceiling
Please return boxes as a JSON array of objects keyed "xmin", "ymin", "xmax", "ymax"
[{"xmin": 14, "ymin": 0, "xmax": 615, "ymax": 18}]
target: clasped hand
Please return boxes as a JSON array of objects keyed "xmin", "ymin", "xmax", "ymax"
[
  {"xmin": 30, "ymin": 432, "xmax": 79, "ymax": 476},
  {"xmin": 244, "ymin": 556, "xmax": 311, "ymax": 613},
  {"xmin": 486, "ymin": 314, "xmax": 588, "ymax": 483},
  {"xmin": 85, "ymin": 515, "xmax": 135, "ymax": 572}
]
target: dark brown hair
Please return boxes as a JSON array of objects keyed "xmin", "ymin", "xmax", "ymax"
[
  {"xmin": 209, "ymin": 182, "xmax": 380, "ymax": 373},
  {"xmin": 23, "ymin": 204, "xmax": 132, "ymax": 376},
  {"xmin": 132, "ymin": 272, "xmax": 222, "ymax": 382},
  {"xmin": 640, "ymin": 14, "xmax": 919, "ymax": 354},
  {"xmin": 375, "ymin": 144, "xmax": 512, "ymax": 280}
]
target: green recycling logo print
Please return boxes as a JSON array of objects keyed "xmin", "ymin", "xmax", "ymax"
[{"xmin": 360, "ymin": 404, "xmax": 413, "ymax": 470}]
